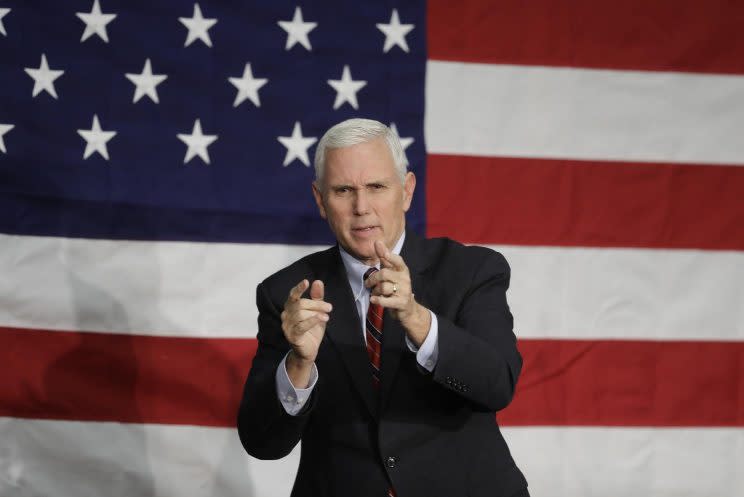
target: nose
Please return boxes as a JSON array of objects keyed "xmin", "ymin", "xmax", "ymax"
[{"xmin": 353, "ymin": 190, "xmax": 369, "ymax": 215}]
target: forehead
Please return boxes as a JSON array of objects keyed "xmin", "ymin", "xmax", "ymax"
[{"xmin": 323, "ymin": 138, "xmax": 397, "ymax": 184}]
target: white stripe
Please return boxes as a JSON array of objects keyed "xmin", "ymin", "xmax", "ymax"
[
  {"xmin": 1, "ymin": 234, "xmax": 742, "ymax": 340},
  {"xmin": 1, "ymin": 418, "xmax": 740, "ymax": 497},
  {"xmin": 489, "ymin": 245, "xmax": 744, "ymax": 340},
  {"xmin": 426, "ymin": 61, "xmax": 744, "ymax": 165},
  {"xmin": 502, "ymin": 426, "xmax": 744, "ymax": 497},
  {"xmin": 0, "ymin": 233, "xmax": 321, "ymax": 338},
  {"xmin": 0, "ymin": 417, "xmax": 298, "ymax": 497},
  {"xmin": 366, "ymin": 320, "xmax": 382, "ymax": 339}
]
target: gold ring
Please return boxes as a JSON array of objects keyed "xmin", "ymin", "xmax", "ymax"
[{"xmin": 392, "ymin": 283, "xmax": 398, "ymax": 294}]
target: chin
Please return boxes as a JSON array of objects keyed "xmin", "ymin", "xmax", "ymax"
[
  {"xmin": 345, "ymin": 245, "xmax": 376, "ymax": 262},
  {"xmin": 354, "ymin": 249, "xmax": 377, "ymax": 262}
]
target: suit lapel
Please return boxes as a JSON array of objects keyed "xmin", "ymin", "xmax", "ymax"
[{"xmin": 321, "ymin": 247, "xmax": 377, "ymax": 417}]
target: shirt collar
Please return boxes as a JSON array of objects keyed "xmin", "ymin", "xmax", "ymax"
[{"xmin": 339, "ymin": 231, "xmax": 405, "ymax": 302}]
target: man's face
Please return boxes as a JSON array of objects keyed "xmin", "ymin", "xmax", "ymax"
[{"xmin": 312, "ymin": 137, "xmax": 415, "ymax": 265}]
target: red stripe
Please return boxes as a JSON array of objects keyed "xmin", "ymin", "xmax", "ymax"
[
  {"xmin": 426, "ymin": 154, "xmax": 744, "ymax": 249},
  {"xmin": 2, "ymin": 327, "xmax": 742, "ymax": 427},
  {"xmin": 428, "ymin": 0, "xmax": 744, "ymax": 75},
  {"xmin": 0, "ymin": 327, "xmax": 255, "ymax": 427},
  {"xmin": 501, "ymin": 339, "xmax": 744, "ymax": 427}
]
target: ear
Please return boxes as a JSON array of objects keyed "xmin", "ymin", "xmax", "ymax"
[
  {"xmin": 312, "ymin": 182, "xmax": 327, "ymax": 219},
  {"xmin": 402, "ymin": 172, "xmax": 416, "ymax": 212}
]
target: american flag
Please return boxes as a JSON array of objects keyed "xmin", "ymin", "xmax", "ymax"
[{"xmin": 1, "ymin": 1, "xmax": 743, "ymax": 496}]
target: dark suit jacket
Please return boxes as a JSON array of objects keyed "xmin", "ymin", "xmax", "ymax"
[{"xmin": 238, "ymin": 230, "xmax": 528, "ymax": 497}]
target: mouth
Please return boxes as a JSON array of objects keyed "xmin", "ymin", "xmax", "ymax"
[{"xmin": 351, "ymin": 225, "xmax": 379, "ymax": 236}]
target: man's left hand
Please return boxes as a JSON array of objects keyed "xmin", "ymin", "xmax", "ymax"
[{"xmin": 365, "ymin": 240, "xmax": 431, "ymax": 347}]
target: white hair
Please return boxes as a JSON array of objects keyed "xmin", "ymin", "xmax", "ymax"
[{"xmin": 313, "ymin": 118, "xmax": 409, "ymax": 188}]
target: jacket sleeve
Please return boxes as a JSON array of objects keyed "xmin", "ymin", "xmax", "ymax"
[
  {"xmin": 431, "ymin": 249, "xmax": 523, "ymax": 412},
  {"xmin": 236, "ymin": 281, "xmax": 317, "ymax": 460}
]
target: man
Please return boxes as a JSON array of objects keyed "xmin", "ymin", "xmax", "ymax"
[{"xmin": 238, "ymin": 118, "xmax": 528, "ymax": 497}]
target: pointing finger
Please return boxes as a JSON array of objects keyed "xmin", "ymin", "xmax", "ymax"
[
  {"xmin": 374, "ymin": 241, "xmax": 398, "ymax": 270},
  {"xmin": 381, "ymin": 251, "xmax": 406, "ymax": 271},
  {"xmin": 287, "ymin": 279, "xmax": 309, "ymax": 303},
  {"xmin": 298, "ymin": 298, "xmax": 333, "ymax": 313},
  {"xmin": 374, "ymin": 240, "xmax": 388, "ymax": 263}
]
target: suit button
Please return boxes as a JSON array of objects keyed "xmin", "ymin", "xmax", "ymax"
[{"xmin": 386, "ymin": 456, "xmax": 397, "ymax": 469}]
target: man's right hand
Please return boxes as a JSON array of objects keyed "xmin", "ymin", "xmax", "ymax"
[{"xmin": 281, "ymin": 279, "xmax": 332, "ymax": 388}]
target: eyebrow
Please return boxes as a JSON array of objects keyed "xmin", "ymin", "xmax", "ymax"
[{"xmin": 329, "ymin": 178, "xmax": 392, "ymax": 190}]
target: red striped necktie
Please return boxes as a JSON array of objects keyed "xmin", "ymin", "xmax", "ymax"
[
  {"xmin": 364, "ymin": 268, "xmax": 397, "ymax": 497},
  {"xmin": 364, "ymin": 267, "xmax": 384, "ymax": 389}
]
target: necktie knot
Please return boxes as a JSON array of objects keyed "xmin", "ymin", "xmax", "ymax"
[{"xmin": 363, "ymin": 267, "xmax": 378, "ymax": 281}]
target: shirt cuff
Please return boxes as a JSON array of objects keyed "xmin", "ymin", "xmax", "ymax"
[
  {"xmin": 275, "ymin": 352, "xmax": 318, "ymax": 416},
  {"xmin": 405, "ymin": 310, "xmax": 439, "ymax": 372}
]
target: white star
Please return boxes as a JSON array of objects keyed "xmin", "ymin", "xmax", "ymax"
[
  {"xmin": 179, "ymin": 3, "xmax": 217, "ymax": 48},
  {"xmin": 277, "ymin": 122, "xmax": 317, "ymax": 167},
  {"xmin": 125, "ymin": 59, "xmax": 168, "ymax": 104},
  {"xmin": 76, "ymin": 0, "xmax": 117, "ymax": 43},
  {"xmin": 0, "ymin": 8, "xmax": 11, "ymax": 37},
  {"xmin": 177, "ymin": 119, "xmax": 218, "ymax": 164},
  {"xmin": 376, "ymin": 9, "xmax": 414, "ymax": 53},
  {"xmin": 228, "ymin": 63, "xmax": 268, "ymax": 108},
  {"xmin": 0, "ymin": 124, "xmax": 14, "ymax": 154},
  {"xmin": 24, "ymin": 54, "xmax": 65, "ymax": 99},
  {"xmin": 327, "ymin": 65, "xmax": 367, "ymax": 110},
  {"xmin": 277, "ymin": 6, "xmax": 317, "ymax": 51},
  {"xmin": 390, "ymin": 123, "xmax": 414, "ymax": 151},
  {"xmin": 77, "ymin": 115, "xmax": 117, "ymax": 160}
]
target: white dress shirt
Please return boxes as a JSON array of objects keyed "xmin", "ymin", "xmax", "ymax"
[{"xmin": 275, "ymin": 232, "xmax": 439, "ymax": 415}]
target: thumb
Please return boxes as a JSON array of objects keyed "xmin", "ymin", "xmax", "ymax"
[{"xmin": 310, "ymin": 279, "xmax": 325, "ymax": 301}]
